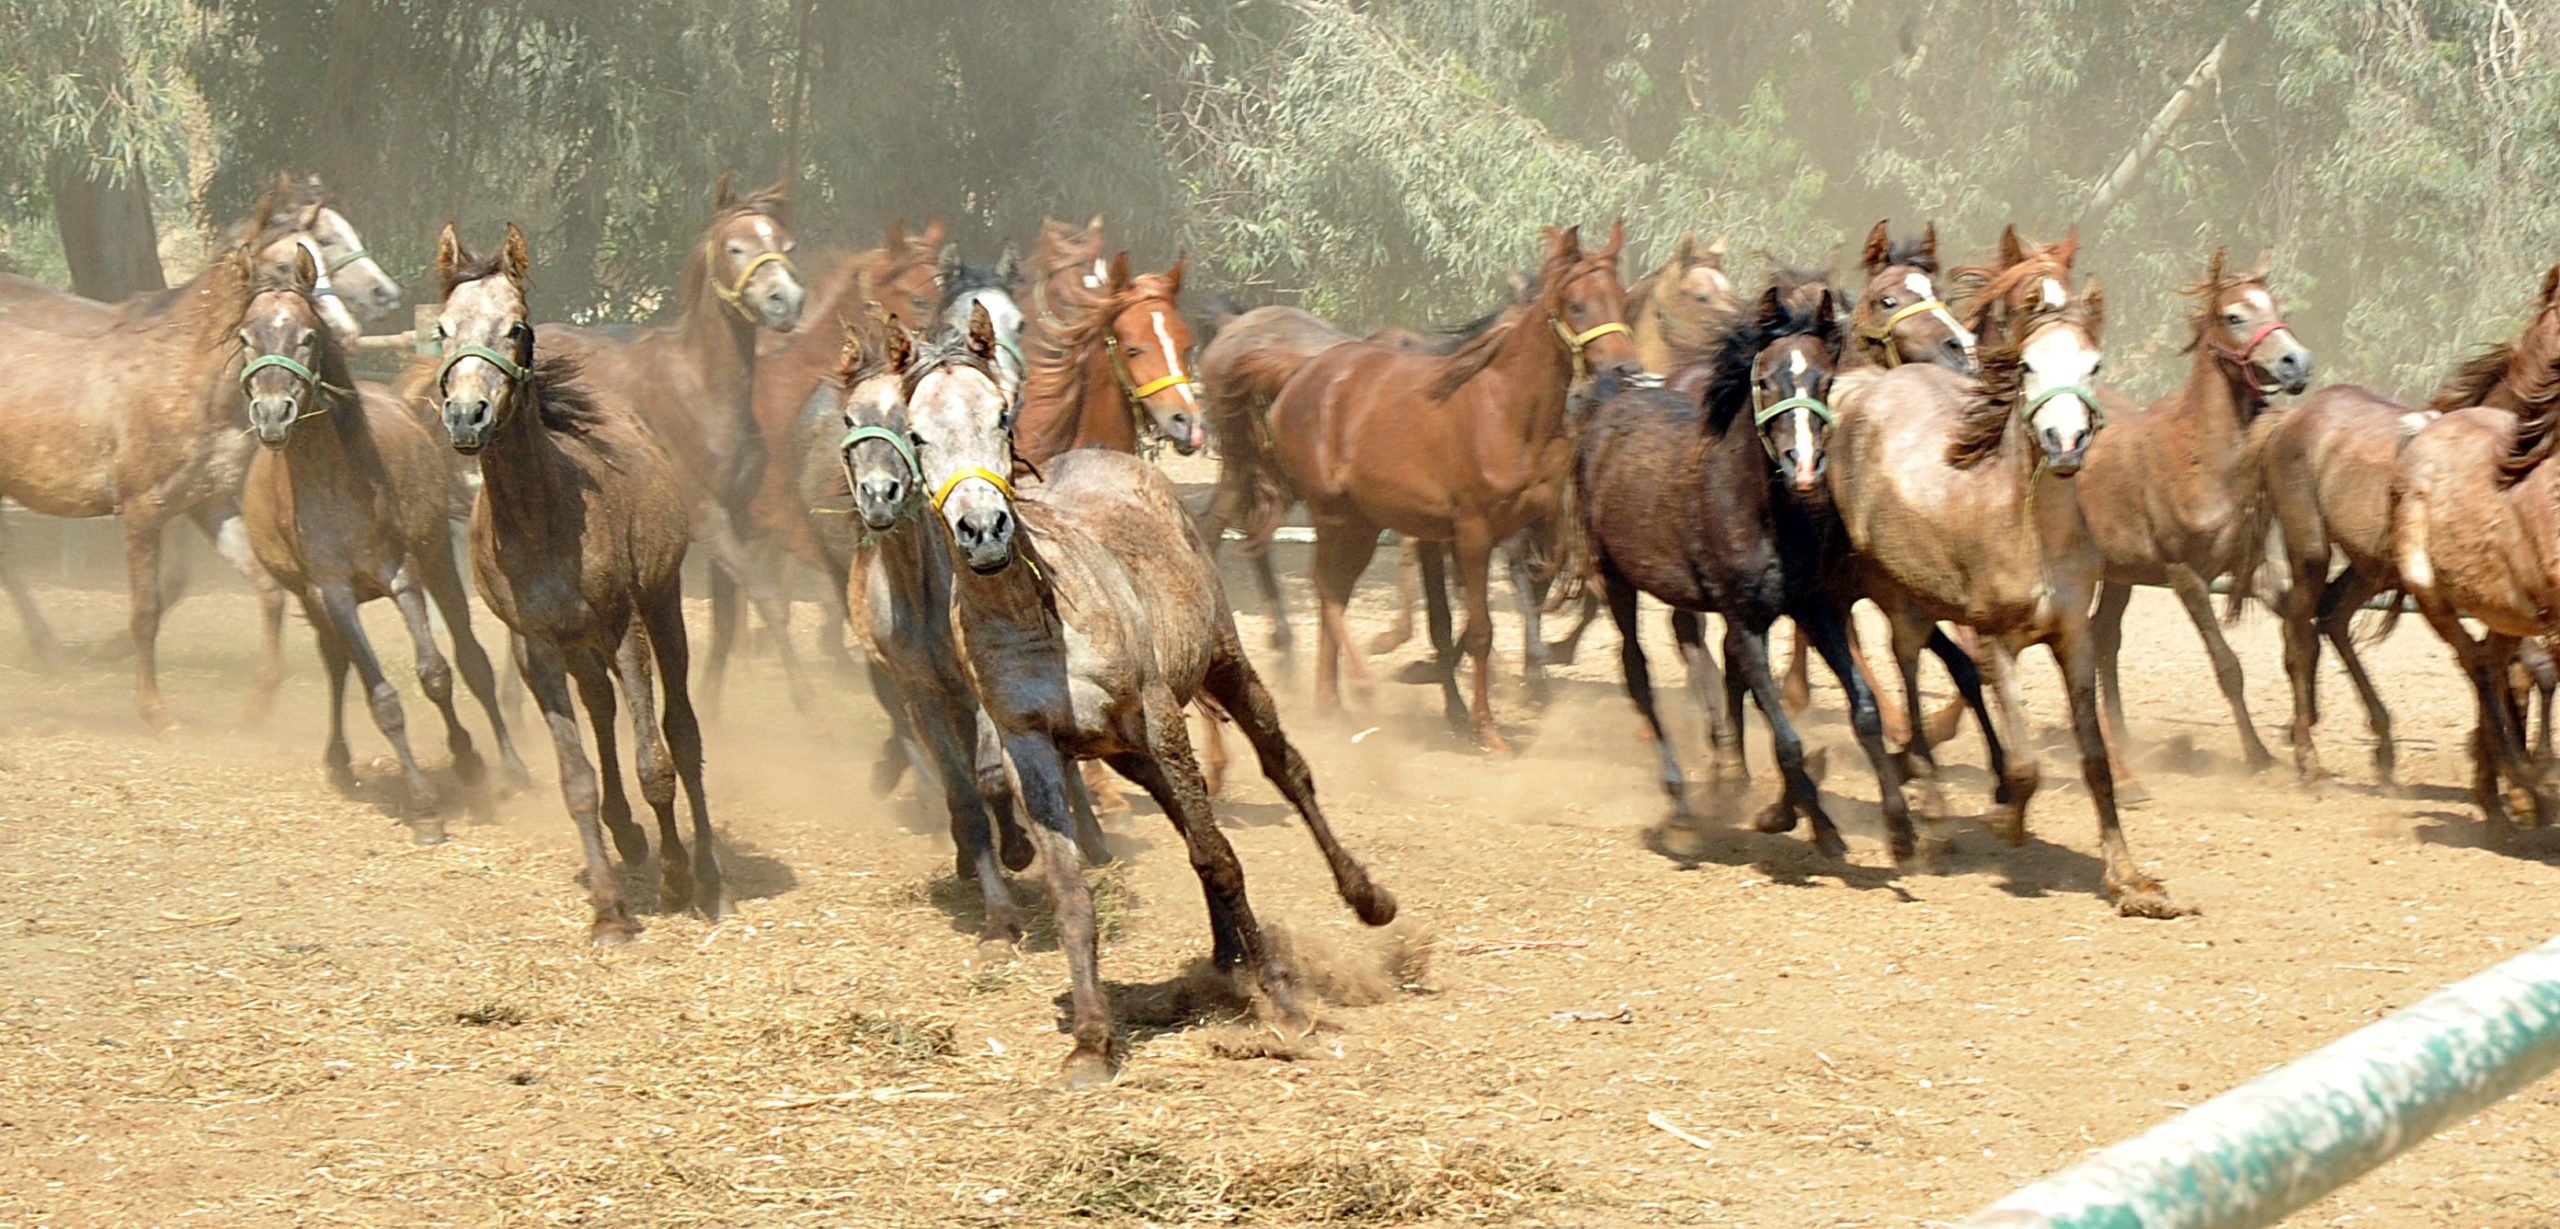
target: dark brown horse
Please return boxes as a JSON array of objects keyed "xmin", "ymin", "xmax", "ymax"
[
  {"xmin": 909, "ymin": 306, "xmax": 1394, "ymax": 1084},
  {"xmin": 2080, "ymin": 250, "xmax": 2312, "ymax": 792},
  {"xmin": 536, "ymin": 172, "xmax": 808, "ymax": 712},
  {"xmin": 435, "ymin": 223, "xmax": 721, "ymax": 942},
  {"xmin": 1830, "ymin": 235, "xmax": 2182, "ymax": 917},
  {"xmin": 237, "ymin": 246, "xmax": 524, "ymax": 840},
  {"xmin": 1578, "ymin": 278, "xmax": 1923, "ymax": 861},
  {"xmin": 1270, "ymin": 223, "xmax": 1640, "ymax": 751},
  {"xmin": 0, "ymin": 177, "xmax": 398, "ymax": 728},
  {"xmin": 1011, "ymin": 252, "xmax": 1204, "ymax": 464}
]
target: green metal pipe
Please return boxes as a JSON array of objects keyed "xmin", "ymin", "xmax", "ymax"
[{"xmin": 1961, "ymin": 934, "xmax": 2560, "ymax": 1229}]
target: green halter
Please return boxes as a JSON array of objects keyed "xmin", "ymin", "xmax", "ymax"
[
  {"xmin": 1753, "ymin": 394, "xmax": 1835, "ymax": 428},
  {"xmin": 436, "ymin": 344, "xmax": 530, "ymax": 391},
  {"xmin": 239, "ymin": 352, "xmax": 354, "ymax": 399},
  {"xmin": 841, "ymin": 425, "xmax": 920, "ymax": 486},
  {"xmin": 2022, "ymin": 384, "xmax": 2105, "ymax": 431}
]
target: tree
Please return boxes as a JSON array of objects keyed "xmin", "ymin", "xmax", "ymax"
[{"xmin": 0, "ymin": 0, "xmax": 194, "ymax": 299}]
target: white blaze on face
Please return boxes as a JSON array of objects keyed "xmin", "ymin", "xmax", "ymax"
[
  {"xmin": 298, "ymin": 237, "xmax": 362, "ymax": 343},
  {"xmin": 1908, "ymin": 271, "xmax": 1976, "ymax": 348},
  {"xmin": 908, "ymin": 366, "xmax": 1015, "ymax": 538},
  {"xmin": 2020, "ymin": 326, "xmax": 2100, "ymax": 444},
  {"xmin": 1148, "ymin": 311, "xmax": 1198, "ymax": 411},
  {"xmin": 1787, "ymin": 350, "xmax": 1814, "ymax": 471},
  {"xmin": 2040, "ymin": 277, "xmax": 2068, "ymax": 310},
  {"xmin": 1083, "ymin": 259, "xmax": 1107, "ymax": 290}
]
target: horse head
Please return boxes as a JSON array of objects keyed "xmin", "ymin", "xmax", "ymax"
[
  {"xmin": 1854, "ymin": 219, "xmax": 1975, "ymax": 374},
  {"xmin": 2192, "ymin": 248, "xmax": 2311, "ymax": 397},
  {"xmin": 432, "ymin": 222, "xmax": 537, "ymax": 455}
]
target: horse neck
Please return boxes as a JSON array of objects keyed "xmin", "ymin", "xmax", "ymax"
[
  {"xmin": 1074, "ymin": 344, "xmax": 1136, "ymax": 451},
  {"xmin": 280, "ymin": 388, "xmax": 374, "ymax": 481},
  {"xmin": 946, "ymin": 538, "xmax": 1060, "ymax": 653},
  {"xmin": 2489, "ymin": 327, "xmax": 2560, "ymax": 413},
  {"xmin": 1473, "ymin": 310, "xmax": 1575, "ymax": 441},
  {"xmin": 2175, "ymin": 343, "xmax": 2258, "ymax": 451},
  {"xmin": 870, "ymin": 509, "xmax": 956, "ymax": 616},
  {"xmin": 474, "ymin": 386, "xmax": 571, "ymax": 520},
  {"xmin": 673, "ymin": 267, "xmax": 760, "ymax": 404}
]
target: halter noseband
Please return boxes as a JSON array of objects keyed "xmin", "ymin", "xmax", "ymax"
[
  {"xmin": 240, "ymin": 352, "xmax": 353, "ymax": 402},
  {"xmin": 1552, "ymin": 315, "xmax": 1633, "ymax": 381},
  {"xmin": 930, "ymin": 466, "xmax": 1017, "ymax": 516},
  {"xmin": 712, "ymin": 249, "xmax": 798, "ymax": 325},
  {"xmin": 2022, "ymin": 383, "xmax": 2104, "ymax": 431},
  {"xmin": 436, "ymin": 343, "xmax": 531, "ymax": 393},
  {"xmin": 1753, "ymin": 393, "xmax": 1835, "ymax": 429},
  {"xmin": 2211, "ymin": 318, "xmax": 2293, "ymax": 392},
  {"xmin": 1103, "ymin": 309, "xmax": 1196, "ymax": 443},
  {"xmin": 840, "ymin": 424, "xmax": 922, "ymax": 507},
  {"xmin": 1857, "ymin": 297, "xmax": 1951, "ymax": 367}
]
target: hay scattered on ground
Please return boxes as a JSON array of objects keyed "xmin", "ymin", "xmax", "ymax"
[{"xmin": 1014, "ymin": 1128, "xmax": 1566, "ymax": 1224}]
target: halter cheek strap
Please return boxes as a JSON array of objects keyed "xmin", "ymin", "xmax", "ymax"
[
  {"xmin": 436, "ymin": 344, "xmax": 530, "ymax": 392},
  {"xmin": 2212, "ymin": 320, "xmax": 2293, "ymax": 391},
  {"xmin": 326, "ymin": 247, "xmax": 370, "ymax": 274},
  {"xmin": 1552, "ymin": 317, "xmax": 1633, "ymax": 380},
  {"xmin": 712, "ymin": 250, "xmax": 799, "ymax": 324}
]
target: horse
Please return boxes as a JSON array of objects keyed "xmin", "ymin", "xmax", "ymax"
[
  {"xmin": 535, "ymin": 171, "xmax": 809, "ymax": 714},
  {"xmin": 434, "ymin": 223, "xmax": 722, "ymax": 942},
  {"xmin": 1011, "ymin": 251, "xmax": 1204, "ymax": 464},
  {"xmin": 1578, "ymin": 278, "xmax": 1926, "ymax": 862},
  {"xmin": 2389, "ymin": 263, "xmax": 2560, "ymax": 837},
  {"xmin": 1829, "ymin": 233, "xmax": 2182, "ymax": 918},
  {"xmin": 1269, "ymin": 223, "xmax": 1640, "ymax": 752},
  {"xmin": 1625, "ymin": 232, "xmax": 1737, "ymax": 376},
  {"xmin": 908, "ymin": 303, "xmax": 1395, "ymax": 1084},
  {"xmin": 0, "ymin": 175, "xmax": 401, "ymax": 729},
  {"xmin": 1024, "ymin": 213, "xmax": 1109, "ymax": 352},
  {"xmin": 2256, "ymin": 265, "xmax": 2560, "ymax": 786},
  {"xmin": 2079, "ymin": 250, "xmax": 2312, "ymax": 793},
  {"xmin": 235, "ymin": 245, "xmax": 525, "ymax": 841}
]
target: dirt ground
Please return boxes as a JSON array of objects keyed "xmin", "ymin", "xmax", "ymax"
[{"xmin": 4, "ymin": 488, "xmax": 2559, "ymax": 1228}]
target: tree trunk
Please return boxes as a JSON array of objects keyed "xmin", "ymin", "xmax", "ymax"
[
  {"xmin": 52, "ymin": 162, "xmax": 168, "ymax": 302},
  {"xmin": 2075, "ymin": 0, "xmax": 2269, "ymax": 241}
]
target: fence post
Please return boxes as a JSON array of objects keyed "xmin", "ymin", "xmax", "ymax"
[{"xmin": 1961, "ymin": 934, "xmax": 2560, "ymax": 1229}]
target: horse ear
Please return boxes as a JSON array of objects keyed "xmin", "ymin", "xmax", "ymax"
[
  {"xmin": 1166, "ymin": 251, "xmax": 1186, "ymax": 297},
  {"xmin": 290, "ymin": 240, "xmax": 320, "ymax": 293},
  {"xmin": 1754, "ymin": 284, "xmax": 1785, "ymax": 327},
  {"xmin": 834, "ymin": 324, "xmax": 866, "ymax": 385},
  {"xmin": 1601, "ymin": 220, "xmax": 1626, "ymax": 259},
  {"xmin": 1084, "ymin": 213, "xmax": 1105, "ymax": 240},
  {"xmin": 921, "ymin": 219, "xmax": 948, "ymax": 250},
  {"xmin": 2207, "ymin": 247, "xmax": 2228, "ymax": 289},
  {"xmin": 1920, "ymin": 222, "xmax": 1939, "ymax": 269},
  {"xmin": 1997, "ymin": 224, "xmax": 2026, "ymax": 268},
  {"xmin": 885, "ymin": 318, "xmax": 915, "ymax": 372},
  {"xmin": 1106, "ymin": 251, "xmax": 1133, "ymax": 292},
  {"xmin": 713, "ymin": 169, "xmax": 737, "ymax": 211},
  {"xmin": 2542, "ymin": 263, "xmax": 2560, "ymax": 307},
  {"xmin": 884, "ymin": 218, "xmax": 908, "ymax": 252},
  {"xmin": 2250, "ymin": 248, "xmax": 2273, "ymax": 282},
  {"xmin": 1704, "ymin": 232, "xmax": 1729, "ymax": 264},
  {"xmin": 1503, "ymin": 268, "xmax": 1532, "ymax": 302},
  {"xmin": 502, "ymin": 222, "xmax": 531, "ymax": 282},
  {"xmin": 1816, "ymin": 287, "xmax": 1840, "ymax": 335},
  {"xmin": 436, "ymin": 223, "xmax": 463, "ymax": 285},
  {"xmin": 1674, "ymin": 233, "xmax": 1699, "ymax": 263},
  {"xmin": 2083, "ymin": 278, "xmax": 2107, "ymax": 337},
  {"xmin": 2058, "ymin": 225, "xmax": 2080, "ymax": 268},
  {"xmin": 967, "ymin": 301, "xmax": 997, "ymax": 361},
  {"xmin": 996, "ymin": 242, "xmax": 1023, "ymax": 286},
  {"xmin": 1862, "ymin": 220, "xmax": 1892, "ymax": 274}
]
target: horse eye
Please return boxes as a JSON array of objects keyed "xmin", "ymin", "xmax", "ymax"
[
  {"xmin": 1882, "ymin": 296, "xmax": 1898, "ymax": 309},
  {"xmin": 908, "ymin": 431, "xmax": 926, "ymax": 449}
]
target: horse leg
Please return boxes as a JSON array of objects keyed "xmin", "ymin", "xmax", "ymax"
[
  {"xmin": 606, "ymin": 625, "xmax": 690, "ymax": 910},
  {"xmin": 1006, "ymin": 728, "xmax": 1117, "ymax": 1085},
  {"xmin": 1451, "ymin": 525, "xmax": 1508, "ymax": 754},
  {"xmin": 1419, "ymin": 540, "xmax": 1467, "ymax": 730},
  {"xmin": 1080, "ymin": 759, "xmax": 1134, "ymax": 826},
  {"xmin": 2431, "ymin": 618, "xmax": 2543, "ymax": 838},
  {"xmin": 424, "ymin": 549, "xmax": 531, "ymax": 789},
  {"xmin": 1806, "ymin": 602, "xmax": 1912, "ymax": 863},
  {"xmin": 1310, "ymin": 521, "xmax": 1381, "ymax": 713},
  {"xmin": 1975, "ymin": 636, "xmax": 2042, "ymax": 846},
  {"xmin": 2089, "ymin": 582, "xmax": 2149, "ymax": 802},
  {"xmin": 1603, "ymin": 567, "xmax": 1696, "ymax": 845},
  {"xmin": 316, "ymin": 586, "xmax": 441, "ymax": 842},
  {"xmin": 701, "ymin": 505, "xmax": 816, "ymax": 717},
  {"xmin": 1730, "ymin": 618, "xmax": 1843, "ymax": 857},
  {"xmin": 192, "ymin": 505, "xmax": 287, "ymax": 725},
  {"xmin": 1670, "ymin": 610, "xmax": 1742, "ymax": 782},
  {"xmin": 2278, "ymin": 554, "xmax": 2330, "ymax": 781},
  {"xmin": 1201, "ymin": 640, "xmax": 1396, "ymax": 926},
  {"xmin": 642, "ymin": 589, "xmax": 725, "ymax": 919},
  {"xmin": 916, "ymin": 700, "xmax": 1020, "ymax": 945},
  {"xmin": 2056, "ymin": 623, "xmax": 2178, "ymax": 917},
  {"xmin": 1841, "ymin": 615, "xmax": 1913, "ymax": 746},
  {"xmin": 1064, "ymin": 762, "xmax": 1117, "ymax": 866},
  {"xmin": 522, "ymin": 637, "xmax": 637, "ymax": 943},
  {"xmin": 308, "ymin": 596, "xmax": 357, "ymax": 797},
  {"xmin": 1506, "ymin": 533, "xmax": 1551, "ymax": 699},
  {"xmin": 500, "ymin": 630, "xmax": 527, "ymax": 728},
  {"xmin": 2525, "ymin": 638, "xmax": 2557, "ymax": 767},
  {"xmin": 1547, "ymin": 593, "xmax": 1600, "ymax": 667},
  {"xmin": 2168, "ymin": 563, "xmax": 2274, "ymax": 772},
  {"xmin": 388, "ymin": 571, "xmax": 481, "ymax": 791},
  {"xmin": 122, "ymin": 502, "xmax": 175, "ymax": 731},
  {"xmin": 1923, "ymin": 624, "xmax": 2006, "ymax": 798},
  {"xmin": 2321, "ymin": 572, "xmax": 2396, "ymax": 785},
  {"xmin": 1924, "ymin": 627, "xmax": 1978, "ymax": 747},
  {"xmin": 568, "ymin": 646, "xmax": 651, "ymax": 869},
  {"xmin": 1888, "ymin": 608, "xmax": 1948, "ymax": 822},
  {"xmin": 1780, "ymin": 632, "xmax": 1813, "ymax": 718},
  {"xmin": 974, "ymin": 712, "xmax": 1036, "ymax": 873},
  {"xmin": 1365, "ymin": 537, "xmax": 1418, "ymax": 656},
  {"xmin": 0, "ymin": 508, "xmax": 63, "ymax": 667},
  {"xmin": 1250, "ymin": 543, "xmax": 1296, "ymax": 658},
  {"xmin": 866, "ymin": 657, "xmax": 916, "ymax": 799},
  {"xmin": 703, "ymin": 569, "xmax": 741, "ymax": 715}
]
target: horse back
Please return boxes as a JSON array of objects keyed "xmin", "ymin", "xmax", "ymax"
[
  {"xmin": 2270, "ymin": 386, "xmax": 2420, "ymax": 573},
  {"xmin": 1019, "ymin": 450, "xmax": 1225, "ymax": 700},
  {"xmin": 2394, "ymin": 405, "xmax": 2560, "ymax": 633}
]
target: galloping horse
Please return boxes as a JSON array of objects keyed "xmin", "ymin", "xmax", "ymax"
[
  {"xmin": 2080, "ymin": 250, "xmax": 2311, "ymax": 792},
  {"xmin": 237, "ymin": 246, "xmax": 524, "ymax": 839},
  {"xmin": 909, "ymin": 305, "xmax": 1395, "ymax": 1084},
  {"xmin": 1830, "ymin": 235, "xmax": 2181, "ymax": 917},
  {"xmin": 1577, "ymin": 279, "xmax": 1919, "ymax": 862},
  {"xmin": 2390, "ymin": 263, "xmax": 2560, "ymax": 836},
  {"xmin": 436, "ymin": 223, "xmax": 723, "ymax": 942},
  {"xmin": 1624, "ymin": 232, "xmax": 1737, "ymax": 376},
  {"xmin": 1270, "ymin": 223, "xmax": 1640, "ymax": 752},
  {"xmin": 1023, "ymin": 214, "xmax": 1108, "ymax": 353},
  {"xmin": 1012, "ymin": 252, "xmax": 1204, "ymax": 464},
  {"xmin": 537, "ymin": 172, "xmax": 808, "ymax": 711},
  {"xmin": 2256, "ymin": 265, "xmax": 2560, "ymax": 785},
  {"xmin": 0, "ymin": 176, "xmax": 402, "ymax": 728}
]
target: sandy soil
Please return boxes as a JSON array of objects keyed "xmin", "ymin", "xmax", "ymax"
[{"xmin": 2, "ymin": 499, "xmax": 2557, "ymax": 1228}]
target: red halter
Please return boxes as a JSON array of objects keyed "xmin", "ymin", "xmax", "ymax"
[{"xmin": 2212, "ymin": 320, "xmax": 2289, "ymax": 367}]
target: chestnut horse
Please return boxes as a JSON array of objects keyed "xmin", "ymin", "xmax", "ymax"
[
  {"xmin": 2080, "ymin": 250, "xmax": 2311, "ymax": 793},
  {"xmin": 1011, "ymin": 252, "xmax": 1204, "ymax": 464},
  {"xmin": 909, "ymin": 306, "xmax": 1395, "ymax": 1084},
  {"xmin": 0, "ymin": 177, "xmax": 401, "ymax": 728},
  {"xmin": 2390, "ymin": 263, "xmax": 2560, "ymax": 836},
  {"xmin": 1830, "ymin": 236, "xmax": 2181, "ymax": 917},
  {"xmin": 436, "ymin": 224, "xmax": 722, "ymax": 942},
  {"xmin": 536, "ymin": 172, "xmax": 808, "ymax": 711},
  {"xmin": 1024, "ymin": 213, "xmax": 1109, "ymax": 353},
  {"xmin": 237, "ymin": 247, "xmax": 524, "ymax": 840},
  {"xmin": 1578, "ymin": 279, "xmax": 1919, "ymax": 862},
  {"xmin": 1625, "ymin": 232, "xmax": 1737, "ymax": 375},
  {"xmin": 1271, "ymin": 223, "xmax": 1639, "ymax": 752}
]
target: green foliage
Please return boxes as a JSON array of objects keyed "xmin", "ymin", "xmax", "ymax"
[{"xmin": 0, "ymin": 0, "xmax": 194, "ymax": 188}]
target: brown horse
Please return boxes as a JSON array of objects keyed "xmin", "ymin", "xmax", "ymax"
[
  {"xmin": 1011, "ymin": 252, "xmax": 1204, "ymax": 464},
  {"xmin": 910, "ymin": 305, "xmax": 1395, "ymax": 1084},
  {"xmin": 1626, "ymin": 232, "xmax": 1736, "ymax": 376},
  {"xmin": 1270, "ymin": 223, "xmax": 1640, "ymax": 752},
  {"xmin": 536, "ymin": 172, "xmax": 808, "ymax": 712},
  {"xmin": 0, "ymin": 177, "xmax": 398, "ymax": 728},
  {"xmin": 2080, "ymin": 250, "xmax": 2312, "ymax": 792},
  {"xmin": 1830, "ymin": 235, "xmax": 2181, "ymax": 917},
  {"xmin": 237, "ymin": 246, "xmax": 525, "ymax": 840},
  {"xmin": 1023, "ymin": 213, "xmax": 1109, "ymax": 353},
  {"xmin": 2390, "ymin": 263, "xmax": 2560, "ymax": 835},
  {"xmin": 435, "ymin": 223, "xmax": 722, "ymax": 942}
]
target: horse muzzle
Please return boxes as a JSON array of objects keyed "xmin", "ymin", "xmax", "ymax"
[
  {"xmin": 856, "ymin": 477, "xmax": 908, "ymax": 532},
  {"xmin": 953, "ymin": 505, "xmax": 1018, "ymax": 574},
  {"xmin": 443, "ymin": 399, "xmax": 494, "ymax": 455}
]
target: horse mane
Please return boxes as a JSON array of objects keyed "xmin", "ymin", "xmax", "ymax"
[
  {"xmin": 1947, "ymin": 252, "xmax": 2101, "ymax": 469},
  {"xmin": 1017, "ymin": 268, "xmax": 1179, "ymax": 459},
  {"xmin": 903, "ymin": 328, "xmax": 1003, "ymax": 401},
  {"xmin": 1885, "ymin": 234, "xmax": 1938, "ymax": 273},
  {"xmin": 1426, "ymin": 240, "xmax": 1608, "ymax": 400},
  {"xmin": 1950, "ymin": 232, "xmax": 2079, "ymax": 340},
  {"xmin": 522, "ymin": 354, "xmax": 608, "ymax": 437},
  {"xmin": 1704, "ymin": 279, "xmax": 1839, "ymax": 434}
]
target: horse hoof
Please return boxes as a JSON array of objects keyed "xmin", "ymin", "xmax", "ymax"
[
  {"xmin": 1811, "ymin": 828, "xmax": 1848, "ymax": 859},
  {"xmin": 1394, "ymin": 659, "xmax": 1445, "ymax": 686},
  {"xmin": 138, "ymin": 704, "xmax": 177, "ymax": 736},
  {"xmin": 1365, "ymin": 629, "xmax": 1412, "ymax": 656},
  {"xmin": 2116, "ymin": 778, "xmax": 2152, "ymax": 806},
  {"xmin": 588, "ymin": 916, "xmax": 638, "ymax": 946},
  {"xmin": 1350, "ymin": 882, "xmax": 1399, "ymax": 927},
  {"xmin": 1886, "ymin": 828, "xmax": 1917, "ymax": 865},
  {"xmin": 1473, "ymin": 728, "xmax": 1513, "ymax": 756},
  {"xmin": 1057, "ymin": 1050, "xmax": 1118, "ymax": 1089},
  {"xmin": 408, "ymin": 820, "xmax": 449, "ymax": 847},
  {"xmin": 2109, "ymin": 879, "xmax": 2190, "ymax": 920},
  {"xmin": 660, "ymin": 872, "xmax": 696, "ymax": 914},
  {"xmin": 1645, "ymin": 819, "xmax": 1711, "ymax": 864},
  {"xmin": 1751, "ymin": 804, "xmax": 1797, "ymax": 835},
  {"xmin": 693, "ymin": 892, "xmax": 731, "ymax": 923}
]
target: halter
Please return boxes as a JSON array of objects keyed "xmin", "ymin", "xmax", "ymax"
[
  {"xmin": 240, "ymin": 353, "xmax": 353, "ymax": 402},
  {"xmin": 711, "ymin": 249, "xmax": 798, "ymax": 325},
  {"xmin": 840, "ymin": 424, "xmax": 921, "ymax": 505},
  {"xmin": 1104, "ymin": 317, "xmax": 1195, "ymax": 442},
  {"xmin": 1856, "ymin": 297, "xmax": 1951, "ymax": 367},
  {"xmin": 1031, "ymin": 268, "xmax": 1078, "ymax": 332},
  {"xmin": 1753, "ymin": 394, "xmax": 1835, "ymax": 429},
  {"xmin": 1552, "ymin": 315, "xmax": 1633, "ymax": 381},
  {"xmin": 2211, "ymin": 318, "xmax": 2293, "ymax": 392},
  {"xmin": 930, "ymin": 465, "xmax": 1016, "ymax": 516},
  {"xmin": 325, "ymin": 246, "xmax": 371, "ymax": 275},
  {"xmin": 2022, "ymin": 383, "xmax": 2105, "ymax": 432},
  {"xmin": 436, "ymin": 343, "xmax": 531, "ymax": 393}
]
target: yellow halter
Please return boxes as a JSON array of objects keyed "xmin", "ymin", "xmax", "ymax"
[
  {"xmin": 930, "ymin": 466, "xmax": 1016, "ymax": 515},
  {"xmin": 1552, "ymin": 316, "xmax": 1632, "ymax": 380},
  {"xmin": 1104, "ymin": 316, "xmax": 1196, "ymax": 444},
  {"xmin": 711, "ymin": 250, "xmax": 797, "ymax": 324},
  {"xmin": 1857, "ymin": 297, "xmax": 1949, "ymax": 367}
]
